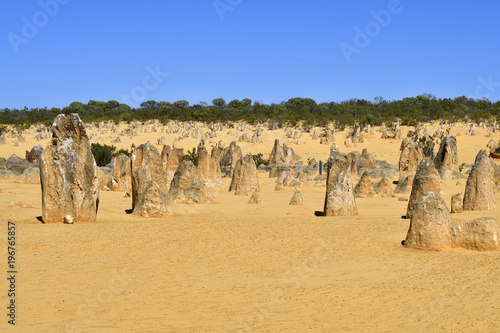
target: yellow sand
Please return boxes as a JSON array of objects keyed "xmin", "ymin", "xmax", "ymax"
[{"xmin": 1, "ymin": 122, "xmax": 499, "ymax": 333}]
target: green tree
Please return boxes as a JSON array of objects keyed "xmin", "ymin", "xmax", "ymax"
[
  {"xmin": 212, "ymin": 98, "xmax": 226, "ymax": 108},
  {"xmin": 173, "ymin": 100, "xmax": 189, "ymax": 109}
]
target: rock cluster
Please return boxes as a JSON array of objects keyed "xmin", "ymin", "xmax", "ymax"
[
  {"xmin": 404, "ymin": 192, "xmax": 500, "ymax": 251},
  {"xmin": 161, "ymin": 145, "xmax": 184, "ymax": 181},
  {"xmin": 269, "ymin": 139, "xmax": 296, "ymax": 165},
  {"xmin": 197, "ymin": 142, "xmax": 221, "ymax": 186},
  {"xmin": 169, "ymin": 160, "xmax": 217, "ymax": 204},
  {"xmin": 220, "ymin": 141, "xmax": 243, "ymax": 176}
]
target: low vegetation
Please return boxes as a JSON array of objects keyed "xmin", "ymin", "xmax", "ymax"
[
  {"xmin": 113, "ymin": 148, "xmax": 131, "ymax": 157},
  {"xmin": 252, "ymin": 153, "xmax": 268, "ymax": 166},
  {"xmin": 180, "ymin": 147, "xmax": 198, "ymax": 165},
  {"xmin": 91, "ymin": 143, "xmax": 116, "ymax": 167},
  {"xmin": 1, "ymin": 95, "xmax": 499, "ymax": 129}
]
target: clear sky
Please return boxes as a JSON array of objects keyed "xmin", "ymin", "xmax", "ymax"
[{"xmin": 1, "ymin": 0, "xmax": 499, "ymax": 109}]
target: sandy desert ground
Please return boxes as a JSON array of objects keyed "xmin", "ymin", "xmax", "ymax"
[{"xmin": 1, "ymin": 121, "xmax": 500, "ymax": 333}]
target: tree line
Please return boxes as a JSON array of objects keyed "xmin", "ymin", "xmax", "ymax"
[{"xmin": 1, "ymin": 95, "xmax": 499, "ymax": 130}]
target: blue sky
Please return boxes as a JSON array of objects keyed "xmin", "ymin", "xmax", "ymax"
[{"xmin": 1, "ymin": 0, "xmax": 499, "ymax": 109}]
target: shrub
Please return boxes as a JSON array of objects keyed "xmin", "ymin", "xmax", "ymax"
[
  {"xmin": 180, "ymin": 147, "xmax": 198, "ymax": 165},
  {"xmin": 91, "ymin": 143, "xmax": 116, "ymax": 166},
  {"xmin": 113, "ymin": 148, "xmax": 131, "ymax": 157},
  {"xmin": 252, "ymin": 153, "xmax": 268, "ymax": 166}
]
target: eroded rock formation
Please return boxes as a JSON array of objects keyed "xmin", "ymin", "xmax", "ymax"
[
  {"xmin": 131, "ymin": 142, "xmax": 173, "ymax": 217},
  {"xmin": 323, "ymin": 150, "xmax": 358, "ymax": 216},
  {"xmin": 229, "ymin": 153, "xmax": 260, "ymax": 195},
  {"xmin": 40, "ymin": 114, "xmax": 99, "ymax": 223}
]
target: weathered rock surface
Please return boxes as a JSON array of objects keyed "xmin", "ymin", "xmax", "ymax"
[
  {"xmin": 404, "ymin": 192, "xmax": 458, "ymax": 250},
  {"xmin": 220, "ymin": 141, "xmax": 243, "ymax": 176},
  {"xmin": 25, "ymin": 145, "xmax": 44, "ymax": 163},
  {"xmin": 40, "ymin": 114, "xmax": 99, "ymax": 223},
  {"xmin": 374, "ymin": 178, "xmax": 393, "ymax": 197},
  {"xmin": 6, "ymin": 154, "xmax": 30, "ymax": 175},
  {"xmin": 211, "ymin": 146, "xmax": 222, "ymax": 177},
  {"xmin": 456, "ymin": 217, "xmax": 500, "ymax": 250},
  {"xmin": 131, "ymin": 142, "xmax": 173, "ymax": 217},
  {"xmin": 434, "ymin": 135, "xmax": 463, "ymax": 179},
  {"xmin": 393, "ymin": 125, "xmax": 402, "ymax": 139},
  {"xmin": 269, "ymin": 139, "xmax": 284, "ymax": 164},
  {"xmin": 10, "ymin": 201, "xmax": 33, "ymax": 208},
  {"xmin": 0, "ymin": 157, "xmax": 15, "ymax": 178},
  {"xmin": 400, "ymin": 137, "xmax": 410, "ymax": 151},
  {"xmin": 197, "ymin": 143, "xmax": 221, "ymax": 186},
  {"xmin": 21, "ymin": 166, "xmax": 41, "ymax": 184},
  {"xmin": 169, "ymin": 160, "xmax": 217, "ymax": 204},
  {"xmin": 406, "ymin": 158, "xmax": 441, "ymax": 219},
  {"xmin": 268, "ymin": 162, "xmax": 291, "ymax": 178},
  {"xmin": 161, "ymin": 145, "xmax": 184, "ymax": 181},
  {"xmin": 289, "ymin": 190, "xmax": 304, "ymax": 205},
  {"xmin": 350, "ymin": 127, "xmax": 364, "ymax": 143},
  {"xmin": 97, "ymin": 166, "xmax": 113, "ymax": 190},
  {"xmin": 364, "ymin": 160, "xmax": 398, "ymax": 179},
  {"xmin": 229, "ymin": 153, "xmax": 260, "ymax": 195},
  {"xmin": 354, "ymin": 171, "xmax": 377, "ymax": 198},
  {"xmin": 281, "ymin": 141, "xmax": 297, "ymax": 165},
  {"xmin": 394, "ymin": 175, "xmax": 414, "ymax": 194},
  {"xmin": 399, "ymin": 141, "xmax": 423, "ymax": 181},
  {"xmin": 112, "ymin": 154, "xmax": 132, "ymax": 196},
  {"xmin": 404, "ymin": 192, "xmax": 500, "ymax": 251},
  {"xmin": 269, "ymin": 139, "xmax": 297, "ymax": 165},
  {"xmin": 451, "ymin": 192, "xmax": 463, "ymax": 213},
  {"xmin": 463, "ymin": 151, "xmax": 496, "ymax": 211},
  {"xmin": 357, "ymin": 149, "xmax": 378, "ymax": 174},
  {"xmin": 133, "ymin": 180, "xmax": 173, "ymax": 218},
  {"xmin": 323, "ymin": 150, "xmax": 358, "ymax": 216},
  {"xmin": 248, "ymin": 190, "xmax": 263, "ymax": 204}
]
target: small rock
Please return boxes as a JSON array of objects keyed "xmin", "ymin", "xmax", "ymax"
[
  {"xmin": 451, "ymin": 192, "xmax": 463, "ymax": 213},
  {"xmin": 289, "ymin": 190, "xmax": 304, "ymax": 205},
  {"xmin": 248, "ymin": 190, "xmax": 262, "ymax": 204},
  {"xmin": 9, "ymin": 201, "xmax": 33, "ymax": 208},
  {"xmin": 63, "ymin": 215, "xmax": 74, "ymax": 224}
]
